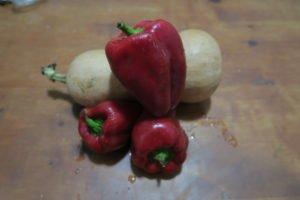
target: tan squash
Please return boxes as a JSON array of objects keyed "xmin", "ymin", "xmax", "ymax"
[
  {"xmin": 42, "ymin": 49, "xmax": 128, "ymax": 107},
  {"xmin": 67, "ymin": 49, "xmax": 129, "ymax": 106},
  {"xmin": 180, "ymin": 29, "xmax": 222, "ymax": 103}
]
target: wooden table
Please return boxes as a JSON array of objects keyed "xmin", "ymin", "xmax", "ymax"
[{"xmin": 0, "ymin": 0, "xmax": 299, "ymax": 199}]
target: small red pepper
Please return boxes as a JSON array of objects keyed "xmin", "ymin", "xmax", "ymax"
[
  {"xmin": 78, "ymin": 101, "xmax": 141, "ymax": 153},
  {"xmin": 131, "ymin": 113, "xmax": 188, "ymax": 174},
  {"xmin": 105, "ymin": 19, "xmax": 186, "ymax": 117}
]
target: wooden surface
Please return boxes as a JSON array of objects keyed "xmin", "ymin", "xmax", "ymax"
[{"xmin": 0, "ymin": 0, "xmax": 300, "ymax": 199}]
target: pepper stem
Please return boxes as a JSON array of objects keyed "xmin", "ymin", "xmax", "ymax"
[
  {"xmin": 153, "ymin": 149, "xmax": 172, "ymax": 167},
  {"xmin": 41, "ymin": 63, "xmax": 67, "ymax": 84},
  {"xmin": 117, "ymin": 22, "xmax": 143, "ymax": 36},
  {"xmin": 85, "ymin": 115, "xmax": 104, "ymax": 136}
]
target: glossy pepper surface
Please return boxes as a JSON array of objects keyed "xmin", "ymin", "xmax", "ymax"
[
  {"xmin": 131, "ymin": 113, "xmax": 188, "ymax": 174},
  {"xmin": 105, "ymin": 19, "xmax": 186, "ymax": 117},
  {"xmin": 78, "ymin": 101, "xmax": 141, "ymax": 153}
]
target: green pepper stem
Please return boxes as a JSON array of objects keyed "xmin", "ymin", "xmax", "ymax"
[
  {"xmin": 85, "ymin": 114, "xmax": 104, "ymax": 136},
  {"xmin": 153, "ymin": 149, "xmax": 172, "ymax": 167},
  {"xmin": 41, "ymin": 63, "xmax": 67, "ymax": 84},
  {"xmin": 117, "ymin": 22, "xmax": 143, "ymax": 36}
]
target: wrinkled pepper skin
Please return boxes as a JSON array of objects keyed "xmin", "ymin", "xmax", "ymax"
[
  {"xmin": 105, "ymin": 19, "xmax": 186, "ymax": 117},
  {"xmin": 78, "ymin": 101, "xmax": 141, "ymax": 153},
  {"xmin": 131, "ymin": 113, "xmax": 188, "ymax": 174}
]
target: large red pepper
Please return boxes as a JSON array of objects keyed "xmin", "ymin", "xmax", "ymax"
[
  {"xmin": 131, "ymin": 113, "xmax": 188, "ymax": 174},
  {"xmin": 78, "ymin": 101, "xmax": 141, "ymax": 153},
  {"xmin": 105, "ymin": 19, "xmax": 186, "ymax": 117}
]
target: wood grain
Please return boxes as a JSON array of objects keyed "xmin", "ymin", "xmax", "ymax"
[{"xmin": 0, "ymin": 0, "xmax": 299, "ymax": 199}]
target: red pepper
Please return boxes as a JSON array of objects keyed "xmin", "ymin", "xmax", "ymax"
[
  {"xmin": 105, "ymin": 19, "xmax": 186, "ymax": 117},
  {"xmin": 131, "ymin": 113, "xmax": 188, "ymax": 174},
  {"xmin": 78, "ymin": 101, "xmax": 141, "ymax": 153}
]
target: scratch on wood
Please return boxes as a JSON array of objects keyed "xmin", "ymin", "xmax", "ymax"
[
  {"xmin": 252, "ymin": 75, "xmax": 275, "ymax": 86},
  {"xmin": 248, "ymin": 40, "xmax": 258, "ymax": 47},
  {"xmin": 0, "ymin": 107, "xmax": 5, "ymax": 118},
  {"xmin": 210, "ymin": 0, "xmax": 221, "ymax": 3}
]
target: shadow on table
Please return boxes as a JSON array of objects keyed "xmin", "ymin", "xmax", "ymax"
[
  {"xmin": 130, "ymin": 161, "xmax": 182, "ymax": 184},
  {"xmin": 176, "ymin": 98, "xmax": 211, "ymax": 120},
  {"xmin": 47, "ymin": 89, "xmax": 83, "ymax": 119},
  {"xmin": 77, "ymin": 141, "xmax": 129, "ymax": 166},
  {"xmin": 47, "ymin": 89, "xmax": 73, "ymax": 103}
]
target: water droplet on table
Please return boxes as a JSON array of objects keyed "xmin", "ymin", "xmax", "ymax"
[
  {"xmin": 128, "ymin": 174, "xmax": 136, "ymax": 184},
  {"xmin": 190, "ymin": 133, "xmax": 195, "ymax": 140},
  {"xmin": 74, "ymin": 168, "xmax": 81, "ymax": 175}
]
